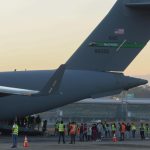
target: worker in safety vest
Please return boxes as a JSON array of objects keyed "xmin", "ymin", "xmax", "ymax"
[
  {"xmin": 140, "ymin": 123, "xmax": 145, "ymax": 140},
  {"xmin": 111, "ymin": 123, "xmax": 116, "ymax": 136},
  {"xmin": 131, "ymin": 123, "xmax": 136, "ymax": 138},
  {"xmin": 145, "ymin": 123, "xmax": 150, "ymax": 139},
  {"xmin": 121, "ymin": 122, "xmax": 126, "ymax": 141},
  {"xmin": 69, "ymin": 122, "xmax": 77, "ymax": 144},
  {"xmin": 77, "ymin": 125, "xmax": 80, "ymax": 136},
  {"xmin": 54, "ymin": 121, "xmax": 59, "ymax": 136},
  {"xmin": 58, "ymin": 121, "xmax": 65, "ymax": 144},
  {"xmin": 11, "ymin": 121, "xmax": 19, "ymax": 148}
]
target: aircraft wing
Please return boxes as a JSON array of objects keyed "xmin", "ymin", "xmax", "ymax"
[
  {"xmin": 0, "ymin": 86, "xmax": 39, "ymax": 97},
  {"xmin": 0, "ymin": 64, "xmax": 66, "ymax": 97}
]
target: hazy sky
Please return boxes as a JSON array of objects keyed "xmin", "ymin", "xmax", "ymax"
[{"xmin": 0, "ymin": 0, "xmax": 150, "ymax": 76}]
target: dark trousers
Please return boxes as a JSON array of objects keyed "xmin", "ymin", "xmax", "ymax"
[
  {"xmin": 12, "ymin": 134, "xmax": 18, "ymax": 147},
  {"xmin": 87, "ymin": 135, "xmax": 91, "ymax": 141},
  {"xmin": 140, "ymin": 131, "xmax": 145, "ymax": 140},
  {"xmin": 58, "ymin": 132, "xmax": 65, "ymax": 143},
  {"xmin": 79, "ymin": 133, "xmax": 83, "ymax": 141},
  {"xmin": 83, "ymin": 133, "xmax": 87, "ymax": 141},
  {"xmin": 105, "ymin": 131, "xmax": 108, "ymax": 138},
  {"xmin": 132, "ymin": 130, "xmax": 136, "ymax": 138},
  {"xmin": 98, "ymin": 132, "xmax": 102, "ymax": 140},
  {"xmin": 70, "ymin": 134, "xmax": 76, "ymax": 144},
  {"xmin": 121, "ymin": 132, "xmax": 125, "ymax": 141}
]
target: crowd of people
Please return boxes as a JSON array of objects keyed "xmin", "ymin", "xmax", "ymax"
[
  {"xmin": 8, "ymin": 119, "xmax": 150, "ymax": 148},
  {"xmin": 54, "ymin": 120, "xmax": 150, "ymax": 143},
  {"xmin": 7, "ymin": 115, "xmax": 47, "ymax": 132}
]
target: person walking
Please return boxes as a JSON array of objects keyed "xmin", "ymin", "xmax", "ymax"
[
  {"xmin": 87, "ymin": 125, "xmax": 92, "ymax": 141},
  {"xmin": 77, "ymin": 125, "xmax": 80, "ymax": 140},
  {"xmin": 11, "ymin": 121, "xmax": 19, "ymax": 148},
  {"xmin": 97, "ymin": 121, "xmax": 103, "ymax": 141},
  {"xmin": 104, "ymin": 122, "xmax": 109, "ymax": 138},
  {"xmin": 131, "ymin": 123, "xmax": 136, "ymax": 138},
  {"xmin": 145, "ymin": 123, "xmax": 150, "ymax": 139},
  {"xmin": 67, "ymin": 122, "xmax": 71, "ymax": 136},
  {"xmin": 118, "ymin": 122, "xmax": 122, "ymax": 140},
  {"xmin": 54, "ymin": 121, "xmax": 59, "ymax": 136},
  {"xmin": 140, "ymin": 123, "xmax": 145, "ymax": 140},
  {"xmin": 83, "ymin": 123, "xmax": 87, "ymax": 141},
  {"xmin": 107, "ymin": 123, "xmax": 111, "ymax": 137},
  {"xmin": 126, "ymin": 123, "xmax": 131, "ymax": 139},
  {"xmin": 36, "ymin": 115, "xmax": 41, "ymax": 131},
  {"xmin": 42, "ymin": 120, "xmax": 47, "ymax": 133},
  {"xmin": 69, "ymin": 122, "xmax": 77, "ymax": 144},
  {"xmin": 58, "ymin": 121, "xmax": 65, "ymax": 144},
  {"xmin": 121, "ymin": 122, "xmax": 126, "ymax": 141},
  {"xmin": 79, "ymin": 123, "xmax": 84, "ymax": 141},
  {"xmin": 111, "ymin": 123, "xmax": 116, "ymax": 137},
  {"xmin": 92, "ymin": 124, "xmax": 97, "ymax": 141}
]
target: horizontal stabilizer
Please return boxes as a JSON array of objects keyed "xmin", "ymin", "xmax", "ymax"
[{"xmin": 126, "ymin": 2, "xmax": 150, "ymax": 8}]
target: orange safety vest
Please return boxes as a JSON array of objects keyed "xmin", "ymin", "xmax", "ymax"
[
  {"xmin": 77, "ymin": 127, "xmax": 80, "ymax": 135},
  {"xmin": 121, "ymin": 124, "xmax": 126, "ymax": 133},
  {"xmin": 70, "ymin": 124, "xmax": 76, "ymax": 135}
]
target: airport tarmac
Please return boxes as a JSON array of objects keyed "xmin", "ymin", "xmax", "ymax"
[{"xmin": 1, "ymin": 136, "xmax": 150, "ymax": 150}]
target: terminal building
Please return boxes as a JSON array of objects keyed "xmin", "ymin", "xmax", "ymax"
[{"xmin": 40, "ymin": 98, "xmax": 150, "ymax": 123}]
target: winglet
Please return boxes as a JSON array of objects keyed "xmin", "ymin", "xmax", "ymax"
[{"xmin": 40, "ymin": 64, "xmax": 66, "ymax": 95}]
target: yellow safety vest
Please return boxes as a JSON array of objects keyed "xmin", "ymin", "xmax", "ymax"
[
  {"xmin": 59, "ymin": 123, "xmax": 64, "ymax": 132},
  {"xmin": 131, "ymin": 125, "xmax": 136, "ymax": 130},
  {"xmin": 112, "ymin": 124, "xmax": 116, "ymax": 131},
  {"xmin": 12, "ymin": 124, "xmax": 19, "ymax": 135}
]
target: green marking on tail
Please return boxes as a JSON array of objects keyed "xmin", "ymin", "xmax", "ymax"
[{"xmin": 89, "ymin": 42, "xmax": 145, "ymax": 49}]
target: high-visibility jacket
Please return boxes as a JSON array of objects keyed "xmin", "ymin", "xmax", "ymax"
[
  {"xmin": 58, "ymin": 123, "xmax": 64, "ymax": 132},
  {"xmin": 55, "ymin": 123, "xmax": 59, "ymax": 129},
  {"xmin": 140, "ymin": 126, "xmax": 145, "ymax": 132},
  {"xmin": 77, "ymin": 127, "xmax": 80, "ymax": 135},
  {"xmin": 70, "ymin": 124, "xmax": 76, "ymax": 135},
  {"xmin": 131, "ymin": 125, "xmax": 136, "ymax": 130},
  {"xmin": 121, "ymin": 124, "xmax": 126, "ymax": 133},
  {"xmin": 12, "ymin": 124, "xmax": 19, "ymax": 136},
  {"xmin": 145, "ymin": 127, "xmax": 149, "ymax": 133},
  {"xmin": 25, "ymin": 116, "xmax": 29, "ymax": 122},
  {"xmin": 112, "ymin": 124, "xmax": 116, "ymax": 131}
]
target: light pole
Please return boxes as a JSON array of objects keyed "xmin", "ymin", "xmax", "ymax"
[
  {"xmin": 120, "ymin": 91, "xmax": 128, "ymax": 121},
  {"xmin": 121, "ymin": 91, "xmax": 124, "ymax": 120},
  {"xmin": 125, "ymin": 91, "xmax": 128, "ymax": 121}
]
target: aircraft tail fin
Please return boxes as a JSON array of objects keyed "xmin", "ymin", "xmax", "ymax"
[
  {"xmin": 66, "ymin": 0, "xmax": 150, "ymax": 72},
  {"xmin": 0, "ymin": 65, "xmax": 66, "ymax": 97},
  {"xmin": 40, "ymin": 64, "xmax": 66, "ymax": 95}
]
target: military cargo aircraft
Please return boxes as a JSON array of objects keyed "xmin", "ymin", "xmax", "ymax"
[{"xmin": 0, "ymin": 0, "xmax": 149, "ymax": 119}]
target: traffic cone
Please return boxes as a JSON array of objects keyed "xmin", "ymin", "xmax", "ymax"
[
  {"xmin": 112, "ymin": 134, "xmax": 118, "ymax": 142},
  {"xmin": 23, "ymin": 136, "xmax": 29, "ymax": 148}
]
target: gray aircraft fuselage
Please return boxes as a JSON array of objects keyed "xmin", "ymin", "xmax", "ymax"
[
  {"xmin": 1, "ymin": 0, "xmax": 150, "ymax": 120},
  {"xmin": 0, "ymin": 70, "xmax": 146, "ymax": 120}
]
